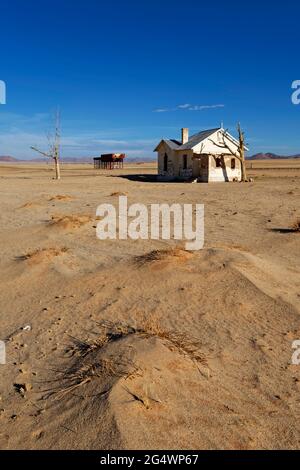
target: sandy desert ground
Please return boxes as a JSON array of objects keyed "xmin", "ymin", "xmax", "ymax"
[{"xmin": 0, "ymin": 161, "xmax": 299, "ymax": 450}]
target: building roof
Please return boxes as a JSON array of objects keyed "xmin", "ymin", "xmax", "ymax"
[
  {"xmin": 154, "ymin": 128, "xmax": 221, "ymax": 152},
  {"xmin": 179, "ymin": 128, "xmax": 220, "ymax": 150},
  {"xmin": 154, "ymin": 127, "xmax": 249, "ymax": 153},
  {"xmin": 164, "ymin": 139, "xmax": 182, "ymax": 149}
]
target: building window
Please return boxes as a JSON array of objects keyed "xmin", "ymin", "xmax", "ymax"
[
  {"xmin": 231, "ymin": 158, "xmax": 236, "ymax": 169},
  {"xmin": 164, "ymin": 153, "xmax": 168, "ymax": 172},
  {"xmin": 216, "ymin": 157, "xmax": 222, "ymax": 168},
  {"xmin": 183, "ymin": 154, "xmax": 188, "ymax": 170}
]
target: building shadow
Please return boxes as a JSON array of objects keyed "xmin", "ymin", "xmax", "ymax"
[
  {"xmin": 108, "ymin": 174, "xmax": 176, "ymax": 183},
  {"xmin": 270, "ymin": 228, "xmax": 298, "ymax": 234},
  {"xmin": 107, "ymin": 174, "xmax": 202, "ymax": 184}
]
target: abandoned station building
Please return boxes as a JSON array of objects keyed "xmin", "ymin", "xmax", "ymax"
[
  {"xmin": 155, "ymin": 127, "xmax": 247, "ymax": 182},
  {"xmin": 94, "ymin": 153, "xmax": 126, "ymax": 169}
]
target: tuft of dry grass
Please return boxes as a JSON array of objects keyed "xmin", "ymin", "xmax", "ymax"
[
  {"xmin": 47, "ymin": 356, "xmax": 133, "ymax": 400},
  {"xmin": 49, "ymin": 214, "xmax": 93, "ymax": 230},
  {"xmin": 66, "ymin": 324, "xmax": 136, "ymax": 359},
  {"xmin": 134, "ymin": 247, "xmax": 192, "ymax": 267},
  {"xmin": 110, "ymin": 191, "xmax": 127, "ymax": 197},
  {"xmin": 48, "ymin": 194, "xmax": 74, "ymax": 202},
  {"xmin": 17, "ymin": 247, "xmax": 68, "ymax": 263},
  {"xmin": 19, "ymin": 201, "xmax": 40, "ymax": 209},
  {"xmin": 137, "ymin": 316, "xmax": 208, "ymax": 367},
  {"xmin": 82, "ymin": 316, "xmax": 208, "ymax": 367},
  {"xmin": 53, "ymin": 316, "xmax": 208, "ymax": 400}
]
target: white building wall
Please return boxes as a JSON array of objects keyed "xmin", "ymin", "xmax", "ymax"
[
  {"xmin": 176, "ymin": 150, "xmax": 194, "ymax": 179},
  {"xmin": 157, "ymin": 143, "xmax": 177, "ymax": 180},
  {"xmin": 156, "ymin": 129, "xmax": 243, "ymax": 182},
  {"xmin": 208, "ymin": 155, "xmax": 241, "ymax": 182},
  {"xmin": 192, "ymin": 129, "xmax": 239, "ymax": 156}
]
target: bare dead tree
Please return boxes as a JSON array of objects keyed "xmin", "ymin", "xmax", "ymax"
[
  {"xmin": 209, "ymin": 123, "xmax": 248, "ymax": 182},
  {"xmin": 31, "ymin": 109, "xmax": 61, "ymax": 180}
]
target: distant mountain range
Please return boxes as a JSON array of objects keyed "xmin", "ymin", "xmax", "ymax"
[
  {"xmin": 1, "ymin": 154, "xmax": 300, "ymax": 163},
  {"xmin": 247, "ymin": 153, "xmax": 300, "ymax": 160},
  {"xmin": 0, "ymin": 156, "xmax": 19, "ymax": 162}
]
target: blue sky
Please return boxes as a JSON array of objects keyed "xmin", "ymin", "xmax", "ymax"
[{"xmin": 0, "ymin": 0, "xmax": 300, "ymax": 159}]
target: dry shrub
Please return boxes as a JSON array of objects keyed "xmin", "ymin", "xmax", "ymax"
[
  {"xmin": 48, "ymin": 194, "xmax": 74, "ymax": 201},
  {"xmin": 49, "ymin": 214, "xmax": 93, "ymax": 229},
  {"xmin": 70, "ymin": 317, "xmax": 207, "ymax": 367},
  {"xmin": 19, "ymin": 201, "xmax": 40, "ymax": 209},
  {"xmin": 136, "ymin": 316, "xmax": 208, "ymax": 366},
  {"xmin": 66, "ymin": 324, "xmax": 136, "ymax": 358},
  {"xmin": 51, "ymin": 316, "xmax": 208, "ymax": 401},
  {"xmin": 110, "ymin": 191, "xmax": 127, "ymax": 197},
  {"xmin": 52, "ymin": 358, "xmax": 128, "ymax": 400},
  {"xmin": 134, "ymin": 247, "xmax": 192, "ymax": 267},
  {"xmin": 17, "ymin": 247, "xmax": 68, "ymax": 264}
]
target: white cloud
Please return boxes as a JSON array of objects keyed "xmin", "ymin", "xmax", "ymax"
[
  {"xmin": 0, "ymin": 129, "xmax": 157, "ymax": 160},
  {"xmin": 177, "ymin": 104, "xmax": 192, "ymax": 109},
  {"xmin": 153, "ymin": 108, "xmax": 169, "ymax": 113},
  {"xmin": 153, "ymin": 103, "xmax": 225, "ymax": 112},
  {"xmin": 0, "ymin": 112, "xmax": 49, "ymax": 128},
  {"xmin": 0, "ymin": 111, "xmax": 159, "ymax": 159},
  {"xmin": 187, "ymin": 104, "xmax": 225, "ymax": 111}
]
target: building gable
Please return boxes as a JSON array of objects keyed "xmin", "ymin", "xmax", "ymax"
[{"xmin": 154, "ymin": 139, "xmax": 181, "ymax": 152}]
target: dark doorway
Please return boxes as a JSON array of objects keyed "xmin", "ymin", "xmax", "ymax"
[
  {"xmin": 183, "ymin": 154, "xmax": 188, "ymax": 170},
  {"xmin": 164, "ymin": 153, "xmax": 168, "ymax": 172}
]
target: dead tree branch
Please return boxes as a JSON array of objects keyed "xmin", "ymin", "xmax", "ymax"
[
  {"xmin": 30, "ymin": 109, "xmax": 61, "ymax": 180},
  {"xmin": 208, "ymin": 124, "xmax": 248, "ymax": 181}
]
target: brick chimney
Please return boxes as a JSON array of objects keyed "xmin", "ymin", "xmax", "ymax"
[{"xmin": 181, "ymin": 128, "xmax": 189, "ymax": 144}]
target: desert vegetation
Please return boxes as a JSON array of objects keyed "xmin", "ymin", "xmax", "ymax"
[{"xmin": 0, "ymin": 162, "xmax": 299, "ymax": 449}]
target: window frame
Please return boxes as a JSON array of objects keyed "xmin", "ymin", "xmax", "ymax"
[{"xmin": 216, "ymin": 157, "xmax": 222, "ymax": 168}]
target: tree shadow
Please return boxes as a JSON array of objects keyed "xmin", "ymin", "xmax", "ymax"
[{"xmin": 221, "ymin": 158, "xmax": 229, "ymax": 182}]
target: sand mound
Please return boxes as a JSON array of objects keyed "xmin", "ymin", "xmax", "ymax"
[
  {"xmin": 134, "ymin": 247, "xmax": 193, "ymax": 269},
  {"xmin": 291, "ymin": 219, "xmax": 300, "ymax": 232},
  {"xmin": 18, "ymin": 195, "xmax": 74, "ymax": 209},
  {"xmin": 48, "ymin": 195, "xmax": 74, "ymax": 202},
  {"xmin": 34, "ymin": 322, "xmax": 207, "ymax": 449},
  {"xmin": 2, "ymin": 164, "xmax": 300, "ymax": 450},
  {"xmin": 109, "ymin": 335, "xmax": 207, "ymax": 449},
  {"xmin": 17, "ymin": 247, "xmax": 69, "ymax": 265},
  {"xmin": 49, "ymin": 214, "xmax": 93, "ymax": 230}
]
